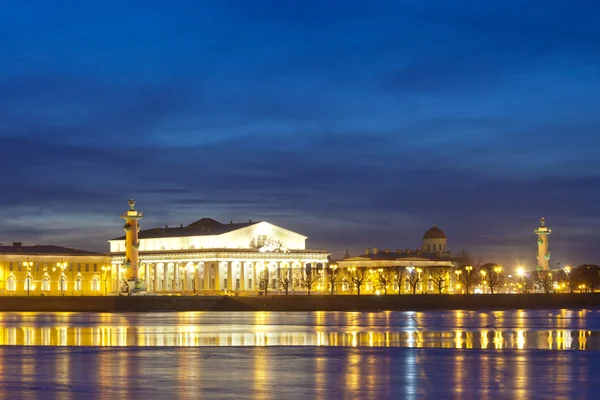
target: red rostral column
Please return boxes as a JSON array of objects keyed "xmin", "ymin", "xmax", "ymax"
[{"xmin": 121, "ymin": 199, "xmax": 144, "ymax": 283}]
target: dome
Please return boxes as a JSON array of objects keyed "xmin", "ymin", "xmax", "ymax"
[{"xmin": 423, "ymin": 226, "xmax": 446, "ymax": 239}]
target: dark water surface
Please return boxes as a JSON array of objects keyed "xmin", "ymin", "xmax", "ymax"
[{"xmin": 0, "ymin": 309, "xmax": 598, "ymax": 398}]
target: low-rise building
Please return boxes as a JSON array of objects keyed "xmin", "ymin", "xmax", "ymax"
[
  {"xmin": 0, "ymin": 243, "xmax": 109, "ymax": 296},
  {"xmin": 335, "ymin": 226, "xmax": 456, "ymax": 294}
]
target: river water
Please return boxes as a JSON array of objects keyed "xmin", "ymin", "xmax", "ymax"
[{"xmin": 0, "ymin": 309, "xmax": 598, "ymax": 398}]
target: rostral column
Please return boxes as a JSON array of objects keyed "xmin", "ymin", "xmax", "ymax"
[
  {"xmin": 121, "ymin": 199, "xmax": 144, "ymax": 291},
  {"xmin": 534, "ymin": 217, "xmax": 551, "ymax": 271}
]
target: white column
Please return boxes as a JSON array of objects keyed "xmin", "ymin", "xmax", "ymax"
[
  {"xmin": 204, "ymin": 263, "xmax": 210, "ymax": 291},
  {"xmin": 227, "ymin": 261, "xmax": 233, "ymax": 291},
  {"xmin": 145, "ymin": 263, "xmax": 150, "ymax": 290},
  {"xmin": 214, "ymin": 263, "xmax": 220, "ymax": 291},
  {"xmin": 240, "ymin": 262, "xmax": 245, "ymax": 291},
  {"xmin": 174, "ymin": 262, "xmax": 179, "ymax": 291},
  {"xmin": 154, "ymin": 264, "xmax": 159, "ymax": 292},
  {"xmin": 164, "ymin": 263, "xmax": 169, "ymax": 291},
  {"xmin": 253, "ymin": 262, "xmax": 258, "ymax": 291}
]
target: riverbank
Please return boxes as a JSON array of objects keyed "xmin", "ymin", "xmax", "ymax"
[{"xmin": 0, "ymin": 293, "xmax": 599, "ymax": 312}]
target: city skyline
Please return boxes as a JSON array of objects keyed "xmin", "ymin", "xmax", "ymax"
[{"xmin": 1, "ymin": 1, "xmax": 599, "ymax": 268}]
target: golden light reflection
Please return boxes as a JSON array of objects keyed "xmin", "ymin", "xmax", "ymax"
[{"xmin": 0, "ymin": 312, "xmax": 595, "ymax": 351}]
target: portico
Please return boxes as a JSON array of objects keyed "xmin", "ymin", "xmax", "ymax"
[{"xmin": 108, "ymin": 217, "xmax": 329, "ymax": 294}]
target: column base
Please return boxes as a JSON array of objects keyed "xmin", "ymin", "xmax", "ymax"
[{"xmin": 119, "ymin": 279, "xmax": 147, "ymax": 296}]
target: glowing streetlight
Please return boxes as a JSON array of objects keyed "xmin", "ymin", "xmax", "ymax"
[
  {"xmin": 23, "ymin": 259, "xmax": 33, "ymax": 296},
  {"xmin": 516, "ymin": 267, "xmax": 525, "ymax": 277},
  {"xmin": 101, "ymin": 265, "xmax": 111, "ymax": 295},
  {"xmin": 54, "ymin": 261, "xmax": 67, "ymax": 296}
]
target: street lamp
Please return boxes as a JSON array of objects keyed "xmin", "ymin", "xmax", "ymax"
[
  {"xmin": 101, "ymin": 265, "xmax": 110, "ymax": 295},
  {"xmin": 53, "ymin": 261, "xmax": 67, "ymax": 296},
  {"xmin": 23, "ymin": 260, "xmax": 33, "ymax": 296}
]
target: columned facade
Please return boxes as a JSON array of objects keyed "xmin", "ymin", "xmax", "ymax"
[{"xmin": 109, "ymin": 250, "xmax": 329, "ymax": 294}]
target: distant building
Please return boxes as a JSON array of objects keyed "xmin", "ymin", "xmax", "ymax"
[
  {"xmin": 335, "ymin": 226, "xmax": 455, "ymax": 294},
  {"xmin": 0, "ymin": 243, "xmax": 108, "ymax": 296},
  {"xmin": 109, "ymin": 217, "xmax": 330, "ymax": 294}
]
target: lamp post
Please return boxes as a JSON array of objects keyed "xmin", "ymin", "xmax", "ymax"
[
  {"xmin": 23, "ymin": 260, "xmax": 33, "ymax": 296},
  {"xmin": 53, "ymin": 261, "xmax": 67, "ymax": 296},
  {"xmin": 101, "ymin": 265, "xmax": 110, "ymax": 296},
  {"xmin": 329, "ymin": 264, "xmax": 338, "ymax": 294},
  {"xmin": 454, "ymin": 270, "xmax": 462, "ymax": 294}
]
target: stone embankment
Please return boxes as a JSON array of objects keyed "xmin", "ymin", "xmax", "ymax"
[{"xmin": 0, "ymin": 293, "xmax": 599, "ymax": 312}]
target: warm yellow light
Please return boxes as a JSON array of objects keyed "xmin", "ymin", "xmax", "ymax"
[{"xmin": 516, "ymin": 267, "xmax": 525, "ymax": 276}]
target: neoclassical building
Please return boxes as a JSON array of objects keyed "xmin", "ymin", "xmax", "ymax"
[
  {"xmin": 109, "ymin": 217, "xmax": 330, "ymax": 294},
  {"xmin": 336, "ymin": 226, "xmax": 455, "ymax": 293},
  {"xmin": 0, "ymin": 243, "xmax": 109, "ymax": 295}
]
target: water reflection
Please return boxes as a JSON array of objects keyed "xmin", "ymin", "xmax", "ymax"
[
  {"xmin": 0, "ymin": 310, "xmax": 598, "ymax": 350},
  {"xmin": 1, "ymin": 346, "xmax": 598, "ymax": 399}
]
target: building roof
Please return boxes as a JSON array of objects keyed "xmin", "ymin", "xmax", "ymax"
[
  {"xmin": 0, "ymin": 244, "xmax": 103, "ymax": 256},
  {"xmin": 110, "ymin": 218, "xmax": 262, "ymax": 241},
  {"xmin": 343, "ymin": 250, "xmax": 452, "ymax": 262},
  {"xmin": 423, "ymin": 226, "xmax": 446, "ymax": 239}
]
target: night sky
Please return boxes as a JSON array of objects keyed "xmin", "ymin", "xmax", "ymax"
[{"xmin": 1, "ymin": 1, "xmax": 599, "ymax": 268}]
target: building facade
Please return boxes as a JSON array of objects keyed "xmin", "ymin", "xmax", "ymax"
[
  {"xmin": 0, "ymin": 243, "xmax": 109, "ymax": 296},
  {"xmin": 109, "ymin": 217, "xmax": 330, "ymax": 294},
  {"xmin": 335, "ymin": 226, "xmax": 456, "ymax": 294}
]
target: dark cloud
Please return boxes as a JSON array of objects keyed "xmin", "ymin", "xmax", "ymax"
[{"xmin": 0, "ymin": 1, "xmax": 599, "ymax": 268}]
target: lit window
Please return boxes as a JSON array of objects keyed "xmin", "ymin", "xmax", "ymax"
[
  {"xmin": 251, "ymin": 235, "xmax": 267, "ymax": 248},
  {"xmin": 42, "ymin": 277, "xmax": 50, "ymax": 291},
  {"xmin": 91, "ymin": 276, "xmax": 100, "ymax": 292},
  {"xmin": 59, "ymin": 277, "xmax": 67, "ymax": 292},
  {"xmin": 6, "ymin": 276, "xmax": 16, "ymax": 292},
  {"xmin": 75, "ymin": 277, "xmax": 83, "ymax": 291}
]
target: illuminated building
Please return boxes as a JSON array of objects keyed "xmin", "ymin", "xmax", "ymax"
[
  {"xmin": 535, "ymin": 217, "xmax": 551, "ymax": 271},
  {"xmin": 0, "ymin": 243, "xmax": 108, "ymax": 296},
  {"xmin": 109, "ymin": 201, "xmax": 330, "ymax": 294},
  {"xmin": 336, "ymin": 226, "xmax": 454, "ymax": 294}
]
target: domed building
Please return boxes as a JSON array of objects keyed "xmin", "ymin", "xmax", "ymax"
[
  {"xmin": 422, "ymin": 225, "xmax": 447, "ymax": 253},
  {"xmin": 336, "ymin": 225, "xmax": 454, "ymax": 294}
]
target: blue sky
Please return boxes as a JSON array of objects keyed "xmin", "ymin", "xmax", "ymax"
[{"xmin": 1, "ymin": 0, "xmax": 599, "ymax": 268}]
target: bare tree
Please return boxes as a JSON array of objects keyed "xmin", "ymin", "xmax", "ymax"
[
  {"xmin": 258, "ymin": 268, "xmax": 269, "ymax": 295},
  {"xmin": 457, "ymin": 265, "xmax": 479, "ymax": 294},
  {"xmin": 535, "ymin": 269, "xmax": 554, "ymax": 293},
  {"xmin": 479, "ymin": 263, "xmax": 504, "ymax": 294},
  {"xmin": 406, "ymin": 267, "xmax": 422, "ymax": 294},
  {"xmin": 278, "ymin": 266, "xmax": 295, "ymax": 295},
  {"xmin": 393, "ymin": 266, "xmax": 406, "ymax": 294},
  {"xmin": 373, "ymin": 268, "xmax": 394, "ymax": 294},
  {"xmin": 299, "ymin": 266, "xmax": 320, "ymax": 295},
  {"xmin": 326, "ymin": 266, "xmax": 340, "ymax": 295},
  {"xmin": 347, "ymin": 267, "xmax": 368, "ymax": 295},
  {"xmin": 428, "ymin": 266, "xmax": 451, "ymax": 294}
]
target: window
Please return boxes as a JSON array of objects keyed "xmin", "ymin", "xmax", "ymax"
[
  {"xmin": 85, "ymin": 264, "xmax": 90, "ymax": 272},
  {"xmin": 427, "ymin": 279, "xmax": 433, "ymax": 292},
  {"xmin": 404, "ymin": 281, "xmax": 410, "ymax": 292},
  {"xmin": 18, "ymin": 263, "xmax": 22, "ymax": 272},
  {"xmin": 432, "ymin": 244, "xmax": 436, "ymax": 251},
  {"xmin": 24, "ymin": 276, "xmax": 33, "ymax": 292},
  {"xmin": 9, "ymin": 263, "xmax": 13, "ymax": 271},
  {"xmin": 91, "ymin": 276, "xmax": 100, "ymax": 292},
  {"xmin": 68, "ymin": 263, "xmax": 73, "ymax": 272},
  {"xmin": 77, "ymin": 263, "xmax": 81, "ymax": 272},
  {"xmin": 366, "ymin": 281, "xmax": 373, "ymax": 291},
  {"xmin": 248, "ymin": 279, "xmax": 252, "ymax": 289},
  {"xmin": 36, "ymin": 263, "xmax": 40, "ymax": 272},
  {"xmin": 93, "ymin": 264, "xmax": 98, "ymax": 272},
  {"xmin": 6, "ymin": 276, "xmax": 16, "ymax": 292},
  {"xmin": 42, "ymin": 277, "xmax": 50, "ymax": 291},
  {"xmin": 75, "ymin": 277, "xmax": 83, "ymax": 291},
  {"xmin": 59, "ymin": 277, "xmax": 67, "ymax": 292},
  {"xmin": 251, "ymin": 235, "xmax": 267, "ymax": 248}
]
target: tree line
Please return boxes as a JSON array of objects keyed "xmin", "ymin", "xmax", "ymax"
[{"xmin": 256, "ymin": 263, "xmax": 600, "ymax": 295}]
